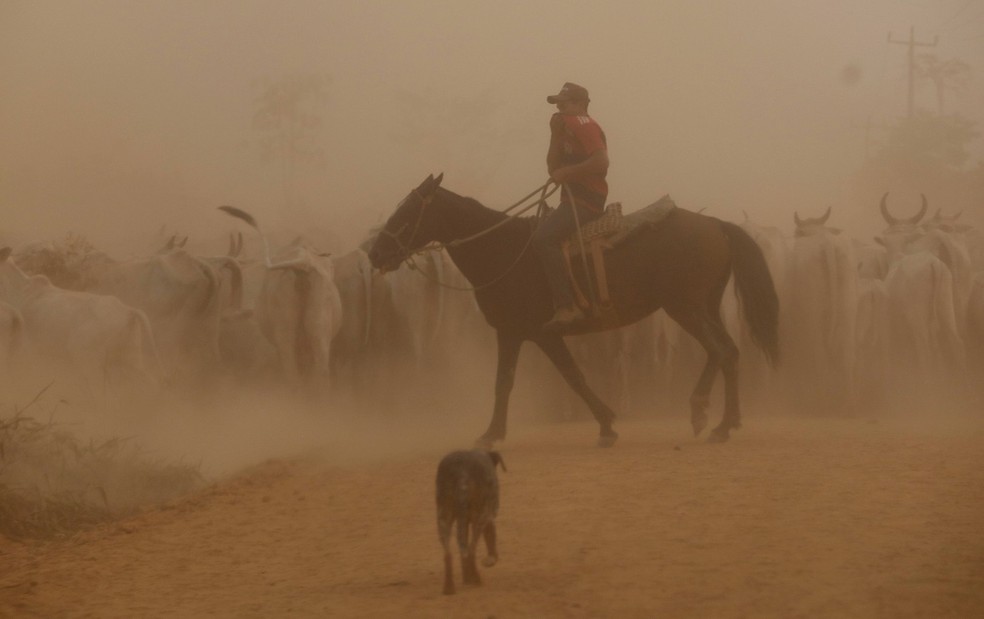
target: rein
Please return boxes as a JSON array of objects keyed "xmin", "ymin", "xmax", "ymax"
[{"xmin": 398, "ymin": 180, "xmax": 559, "ymax": 292}]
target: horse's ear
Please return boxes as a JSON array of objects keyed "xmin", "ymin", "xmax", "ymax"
[{"xmin": 434, "ymin": 172, "xmax": 444, "ymax": 187}]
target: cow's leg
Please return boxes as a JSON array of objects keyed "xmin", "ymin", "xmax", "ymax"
[
  {"xmin": 534, "ymin": 333, "xmax": 618, "ymax": 447},
  {"xmin": 667, "ymin": 306, "xmax": 739, "ymax": 442},
  {"xmin": 481, "ymin": 520, "xmax": 498, "ymax": 567},
  {"xmin": 477, "ymin": 331, "xmax": 522, "ymax": 447}
]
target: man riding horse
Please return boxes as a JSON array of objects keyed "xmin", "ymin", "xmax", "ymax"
[{"xmin": 534, "ymin": 82, "xmax": 610, "ymax": 331}]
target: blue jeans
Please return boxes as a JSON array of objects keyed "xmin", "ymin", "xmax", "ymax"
[{"xmin": 532, "ymin": 200, "xmax": 604, "ymax": 310}]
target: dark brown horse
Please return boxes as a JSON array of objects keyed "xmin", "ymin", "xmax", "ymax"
[{"xmin": 368, "ymin": 174, "xmax": 779, "ymax": 446}]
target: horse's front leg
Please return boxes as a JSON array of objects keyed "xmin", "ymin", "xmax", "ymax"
[
  {"xmin": 534, "ymin": 334, "xmax": 618, "ymax": 447},
  {"xmin": 477, "ymin": 330, "xmax": 523, "ymax": 447}
]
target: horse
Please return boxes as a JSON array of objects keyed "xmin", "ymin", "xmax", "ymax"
[{"xmin": 367, "ymin": 174, "xmax": 779, "ymax": 446}]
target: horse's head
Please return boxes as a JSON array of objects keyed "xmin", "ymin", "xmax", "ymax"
[{"xmin": 368, "ymin": 173, "xmax": 444, "ymax": 273}]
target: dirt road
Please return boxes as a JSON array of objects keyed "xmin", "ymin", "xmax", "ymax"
[{"xmin": 3, "ymin": 413, "xmax": 983, "ymax": 618}]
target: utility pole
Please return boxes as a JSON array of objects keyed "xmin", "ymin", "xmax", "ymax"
[{"xmin": 888, "ymin": 26, "xmax": 938, "ymax": 118}]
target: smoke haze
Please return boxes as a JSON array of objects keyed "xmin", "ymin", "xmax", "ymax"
[{"xmin": 2, "ymin": 0, "xmax": 983, "ymax": 252}]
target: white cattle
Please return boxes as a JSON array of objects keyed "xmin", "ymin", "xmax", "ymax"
[
  {"xmin": 255, "ymin": 244, "xmax": 342, "ymax": 390},
  {"xmin": 965, "ymin": 274, "xmax": 984, "ymax": 391},
  {"xmin": 877, "ymin": 195, "xmax": 968, "ymax": 394},
  {"xmin": 0, "ymin": 300, "xmax": 28, "ymax": 375},
  {"xmin": 219, "ymin": 206, "xmax": 342, "ymax": 392},
  {"xmin": 330, "ymin": 247, "xmax": 375, "ymax": 393},
  {"xmin": 782, "ymin": 207, "xmax": 858, "ymax": 410},
  {"xmin": 884, "ymin": 251, "xmax": 963, "ymax": 390},
  {"xmin": 0, "ymin": 247, "xmax": 163, "ymax": 395},
  {"xmin": 14, "ymin": 241, "xmax": 224, "ymax": 385},
  {"xmin": 854, "ymin": 277, "xmax": 890, "ymax": 409}
]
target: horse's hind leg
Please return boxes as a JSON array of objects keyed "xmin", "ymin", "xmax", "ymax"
[
  {"xmin": 535, "ymin": 334, "xmax": 618, "ymax": 447},
  {"xmin": 668, "ymin": 309, "xmax": 738, "ymax": 441}
]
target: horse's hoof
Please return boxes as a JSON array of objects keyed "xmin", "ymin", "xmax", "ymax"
[
  {"xmin": 706, "ymin": 429, "xmax": 730, "ymax": 443},
  {"xmin": 597, "ymin": 431, "xmax": 618, "ymax": 448},
  {"xmin": 482, "ymin": 556, "xmax": 498, "ymax": 567},
  {"xmin": 691, "ymin": 414, "xmax": 708, "ymax": 437}
]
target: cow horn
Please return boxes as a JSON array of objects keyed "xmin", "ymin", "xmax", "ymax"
[
  {"xmin": 227, "ymin": 233, "xmax": 236, "ymax": 256},
  {"xmin": 794, "ymin": 211, "xmax": 803, "ymax": 227},
  {"xmin": 818, "ymin": 206, "xmax": 831, "ymax": 225},
  {"xmin": 909, "ymin": 194, "xmax": 928, "ymax": 224},
  {"xmin": 879, "ymin": 192, "xmax": 898, "ymax": 225}
]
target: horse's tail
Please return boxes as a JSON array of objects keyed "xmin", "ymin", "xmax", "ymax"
[{"xmin": 720, "ymin": 221, "xmax": 780, "ymax": 367}]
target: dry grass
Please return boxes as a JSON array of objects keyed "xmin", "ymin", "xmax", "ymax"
[{"xmin": 0, "ymin": 387, "xmax": 203, "ymax": 541}]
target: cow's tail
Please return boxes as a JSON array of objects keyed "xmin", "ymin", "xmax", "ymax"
[
  {"xmin": 210, "ymin": 256, "xmax": 244, "ymax": 312},
  {"xmin": 721, "ymin": 221, "xmax": 780, "ymax": 367},
  {"xmin": 359, "ymin": 250, "xmax": 373, "ymax": 347},
  {"xmin": 218, "ymin": 205, "xmax": 274, "ymax": 268},
  {"xmin": 132, "ymin": 309, "xmax": 167, "ymax": 385}
]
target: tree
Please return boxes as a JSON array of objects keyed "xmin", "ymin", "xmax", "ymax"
[
  {"xmin": 849, "ymin": 111, "xmax": 983, "ymax": 223},
  {"xmin": 916, "ymin": 54, "xmax": 971, "ymax": 116},
  {"xmin": 252, "ymin": 74, "xmax": 330, "ymax": 217},
  {"xmin": 387, "ymin": 87, "xmax": 529, "ymax": 195}
]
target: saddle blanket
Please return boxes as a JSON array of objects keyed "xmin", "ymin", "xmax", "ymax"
[{"xmin": 565, "ymin": 194, "xmax": 676, "ymax": 253}]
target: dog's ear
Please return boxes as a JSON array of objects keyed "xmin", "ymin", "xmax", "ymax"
[{"xmin": 488, "ymin": 451, "xmax": 506, "ymax": 472}]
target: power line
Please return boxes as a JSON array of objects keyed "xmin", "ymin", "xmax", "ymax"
[{"xmin": 888, "ymin": 26, "xmax": 938, "ymax": 117}]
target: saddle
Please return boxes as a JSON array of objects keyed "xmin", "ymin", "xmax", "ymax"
[{"xmin": 561, "ymin": 195, "xmax": 676, "ymax": 316}]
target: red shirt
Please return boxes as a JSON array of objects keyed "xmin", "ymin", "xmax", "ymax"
[{"xmin": 552, "ymin": 114, "xmax": 608, "ymax": 208}]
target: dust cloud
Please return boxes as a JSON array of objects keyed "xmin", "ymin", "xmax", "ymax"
[
  {"xmin": 3, "ymin": 1, "xmax": 983, "ymax": 252},
  {"xmin": 2, "ymin": 1, "xmax": 984, "ymax": 481}
]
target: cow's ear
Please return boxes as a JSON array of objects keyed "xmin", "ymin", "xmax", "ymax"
[
  {"xmin": 874, "ymin": 237, "xmax": 886, "ymax": 248},
  {"xmin": 0, "ymin": 247, "xmax": 11, "ymax": 262}
]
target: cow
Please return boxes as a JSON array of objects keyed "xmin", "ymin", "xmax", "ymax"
[
  {"xmin": 876, "ymin": 195, "xmax": 968, "ymax": 398},
  {"xmin": 14, "ymin": 240, "xmax": 224, "ymax": 387},
  {"xmin": 219, "ymin": 207, "xmax": 343, "ymax": 393},
  {"xmin": 0, "ymin": 300, "xmax": 28, "ymax": 377},
  {"xmin": 884, "ymin": 251, "xmax": 964, "ymax": 398},
  {"xmin": 329, "ymin": 247, "xmax": 375, "ymax": 396},
  {"xmin": 965, "ymin": 274, "xmax": 984, "ymax": 398},
  {"xmin": 255, "ymin": 243, "xmax": 342, "ymax": 389},
  {"xmin": 855, "ymin": 276, "xmax": 890, "ymax": 410},
  {"xmin": 0, "ymin": 247, "xmax": 164, "ymax": 397},
  {"xmin": 782, "ymin": 207, "xmax": 858, "ymax": 411}
]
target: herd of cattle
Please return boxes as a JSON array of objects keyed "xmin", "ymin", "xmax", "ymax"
[{"xmin": 1, "ymin": 194, "xmax": 982, "ymax": 418}]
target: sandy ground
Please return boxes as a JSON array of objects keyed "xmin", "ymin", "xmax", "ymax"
[{"xmin": 2, "ymin": 411, "xmax": 984, "ymax": 619}]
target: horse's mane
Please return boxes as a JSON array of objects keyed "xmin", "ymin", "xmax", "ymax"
[{"xmin": 436, "ymin": 187, "xmax": 541, "ymax": 228}]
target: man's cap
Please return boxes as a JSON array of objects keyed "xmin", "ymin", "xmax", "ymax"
[{"xmin": 546, "ymin": 82, "xmax": 589, "ymax": 104}]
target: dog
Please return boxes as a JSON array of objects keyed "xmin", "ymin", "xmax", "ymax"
[{"xmin": 435, "ymin": 449, "xmax": 506, "ymax": 595}]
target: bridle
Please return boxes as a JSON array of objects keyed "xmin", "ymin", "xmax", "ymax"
[{"xmin": 376, "ymin": 188, "xmax": 435, "ymax": 267}]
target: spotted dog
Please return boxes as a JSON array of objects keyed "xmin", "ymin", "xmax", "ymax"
[{"xmin": 435, "ymin": 449, "xmax": 506, "ymax": 595}]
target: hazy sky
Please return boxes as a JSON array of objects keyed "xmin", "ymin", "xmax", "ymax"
[{"xmin": 2, "ymin": 0, "xmax": 982, "ymax": 252}]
